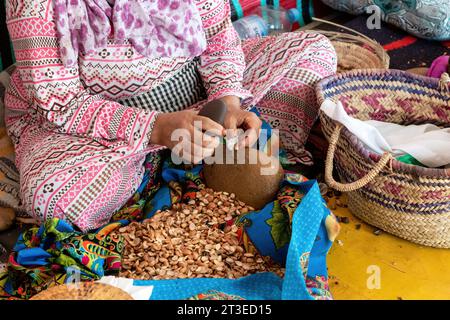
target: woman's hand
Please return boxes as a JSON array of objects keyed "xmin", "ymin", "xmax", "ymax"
[
  {"xmin": 150, "ymin": 110, "xmax": 224, "ymax": 164},
  {"xmin": 221, "ymin": 96, "xmax": 262, "ymax": 149}
]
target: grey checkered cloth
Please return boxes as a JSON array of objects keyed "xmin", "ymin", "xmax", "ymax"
[{"xmin": 119, "ymin": 59, "xmax": 207, "ymax": 112}]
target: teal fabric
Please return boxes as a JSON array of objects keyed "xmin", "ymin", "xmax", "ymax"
[
  {"xmin": 296, "ymin": 0, "xmax": 306, "ymax": 26},
  {"xmin": 396, "ymin": 154, "xmax": 426, "ymax": 167},
  {"xmin": 231, "ymin": 0, "xmax": 245, "ymax": 19},
  {"xmin": 321, "ymin": 0, "xmax": 450, "ymax": 41},
  {"xmin": 135, "ymin": 272, "xmax": 283, "ymax": 300}
]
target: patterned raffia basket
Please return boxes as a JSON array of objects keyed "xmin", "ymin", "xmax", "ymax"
[
  {"xmin": 316, "ymin": 69, "xmax": 450, "ymax": 248},
  {"xmin": 30, "ymin": 282, "xmax": 134, "ymax": 300},
  {"xmin": 307, "ymin": 18, "xmax": 390, "ymax": 73}
]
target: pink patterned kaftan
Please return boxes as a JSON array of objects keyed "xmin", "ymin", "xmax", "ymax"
[{"xmin": 5, "ymin": 0, "xmax": 337, "ymax": 231}]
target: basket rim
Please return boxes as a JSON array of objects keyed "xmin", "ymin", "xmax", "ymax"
[
  {"xmin": 307, "ymin": 30, "xmax": 390, "ymax": 70},
  {"xmin": 316, "ymin": 69, "xmax": 450, "ymax": 178},
  {"xmin": 316, "ymin": 68, "xmax": 441, "ymax": 95},
  {"xmin": 305, "ymin": 19, "xmax": 390, "ymax": 70},
  {"xmin": 331, "ymin": 41, "xmax": 388, "ymax": 69}
]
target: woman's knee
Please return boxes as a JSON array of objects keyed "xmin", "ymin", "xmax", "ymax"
[
  {"xmin": 309, "ymin": 32, "xmax": 337, "ymax": 76},
  {"xmin": 302, "ymin": 32, "xmax": 337, "ymax": 76},
  {"xmin": 277, "ymin": 31, "xmax": 337, "ymax": 77},
  {"xmin": 21, "ymin": 153, "xmax": 145, "ymax": 232}
]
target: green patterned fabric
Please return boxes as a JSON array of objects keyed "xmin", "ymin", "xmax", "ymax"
[{"xmin": 0, "ymin": 219, "xmax": 126, "ymax": 299}]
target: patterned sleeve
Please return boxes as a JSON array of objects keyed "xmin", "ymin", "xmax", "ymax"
[
  {"xmin": 5, "ymin": 0, "xmax": 158, "ymax": 154},
  {"xmin": 196, "ymin": 0, "xmax": 252, "ymax": 101}
]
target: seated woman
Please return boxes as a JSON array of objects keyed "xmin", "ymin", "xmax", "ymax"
[{"xmin": 5, "ymin": 0, "xmax": 337, "ymax": 232}]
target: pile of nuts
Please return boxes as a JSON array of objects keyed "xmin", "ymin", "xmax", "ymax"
[{"xmin": 114, "ymin": 188, "xmax": 284, "ymax": 280}]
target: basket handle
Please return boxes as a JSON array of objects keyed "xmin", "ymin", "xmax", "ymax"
[
  {"xmin": 311, "ymin": 17, "xmax": 378, "ymax": 45},
  {"xmin": 325, "ymin": 124, "xmax": 392, "ymax": 192}
]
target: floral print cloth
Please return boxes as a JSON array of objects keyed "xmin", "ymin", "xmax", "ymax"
[
  {"xmin": 0, "ymin": 218, "xmax": 126, "ymax": 299},
  {"xmin": 53, "ymin": 0, "xmax": 207, "ymax": 67}
]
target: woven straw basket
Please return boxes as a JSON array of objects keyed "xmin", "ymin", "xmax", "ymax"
[
  {"xmin": 307, "ymin": 18, "xmax": 390, "ymax": 73},
  {"xmin": 30, "ymin": 282, "xmax": 133, "ymax": 300},
  {"xmin": 316, "ymin": 69, "xmax": 450, "ymax": 248}
]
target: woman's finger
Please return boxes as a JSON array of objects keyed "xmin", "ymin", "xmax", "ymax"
[
  {"xmin": 244, "ymin": 112, "xmax": 262, "ymax": 131},
  {"xmin": 190, "ymin": 126, "xmax": 221, "ymax": 149},
  {"xmin": 244, "ymin": 114, "xmax": 262, "ymax": 148},
  {"xmin": 236, "ymin": 128, "xmax": 258, "ymax": 149},
  {"xmin": 224, "ymin": 115, "xmax": 237, "ymax": 130},
  {"xmin": 235, "ymin": 114, "xmax": 261, "ymax": 149},
  {"xmin": 194, "ymin": 115, "xmax": 225, "ymax": 136},
  {"xmin": 225, "ymin": 118, "xmax": 240, "ymax": 145},
  {"xmin": 203, "ymin": 134, "xmax": 221, "ymax": 150}
]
